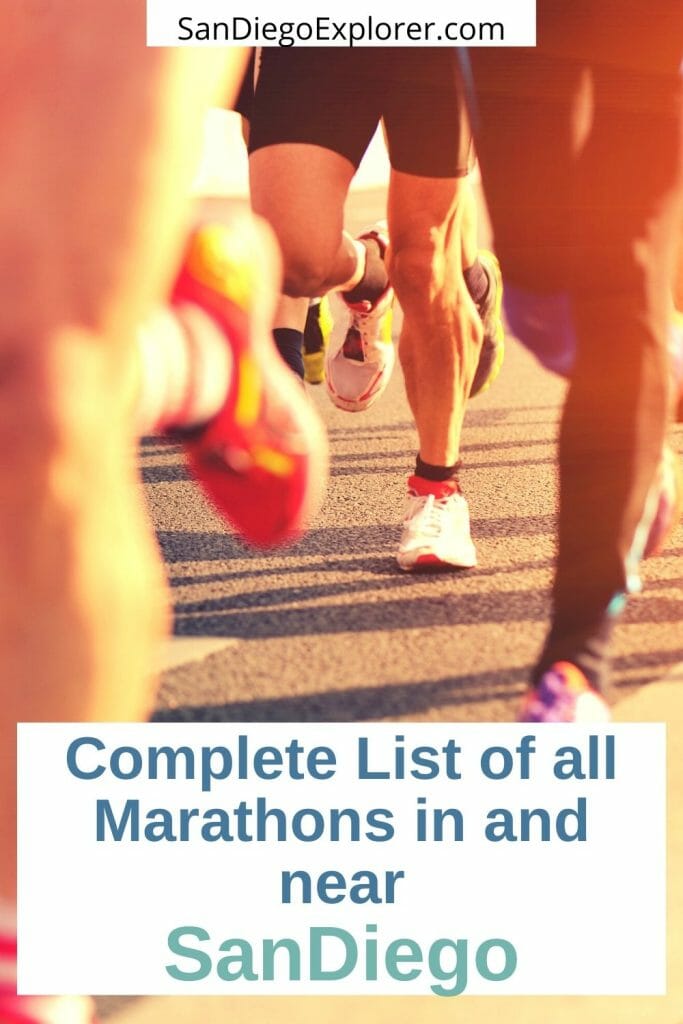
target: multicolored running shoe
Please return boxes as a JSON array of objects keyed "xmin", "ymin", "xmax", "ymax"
[
  {"xmin": 519, "ymin": 661, "xmax": 611, "ymax": 723},
  {"xmin": 303, "ymin": 296, "xmax": 334, "ymax": 386},
  {"xmin": 169, "ymin": 221, "xmax": 329, "ymax": 548},
  {"xmin": 325, "ymin": 223, "xmax": 395, "ymax": 413}
]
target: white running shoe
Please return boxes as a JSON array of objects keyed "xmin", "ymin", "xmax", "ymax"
[
  {"xmin": 397, "ymin": 476, "xmax": 477, "ymax": 571},
  {"xmin": 325, "ymin": 223, "xmax": 394, "ymax": 413}
]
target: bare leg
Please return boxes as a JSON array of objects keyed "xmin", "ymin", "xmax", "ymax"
[
  {"xmin": 275, "ymin": 294, "xmax": 310, "ymax": 331},
  {"xmin": 250, "ymin": 145, "xmax": 359, "ymax": 297},
  {"xmin": 0, "ymin": 2, "xmax": 246, "ymax": 906},
  {"xmin": 389, "ymin": 172, "xmax": 482, "ymax": 467},
  {"xmin": 674, "ymin": 219, "xmax": 683, "ymax": 312},
  {"xmin": 460, "ymin": 178, "xmax": 480, "ymax": 273},
  {"xmin": 234, "ymin": 117, "xmax": 311, "ymax": 374}
]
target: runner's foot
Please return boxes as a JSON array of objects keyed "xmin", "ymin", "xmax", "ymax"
[
  {"xmin": 168, "ymin": 219, "xmax": 329, "ymax": 548},
  {"xmin": 326, "ymin": 223, "xmax": 394, "ymax": 412},
  {"xmin": 397, "ymin": 476, "xmax": 477, "ymax": 571}
]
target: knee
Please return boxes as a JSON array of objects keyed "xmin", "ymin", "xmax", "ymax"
[
  {"xmin": 389, "ymin": 236, "xmax": 483, "ymax": 365},
  {"xmin": 270, "ymin": 229, "xmax": 337, "ymax": 299},
  {"xmin": 0, "ymin": 343, "xmax": 73, "ymax": 460},
  {"xmin": 281, "ymin": 254, "xmax": 331, "ymax": 299},
  {"xmin": 0, "ymin": 330, "xmax": 136, "ymax": 484}
]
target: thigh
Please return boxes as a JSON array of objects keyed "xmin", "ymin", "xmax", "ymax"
[
  {"xmin": 231, "ymin": 49, "xmax": 257, "ymax": 119},
  {"xmin": 382, "ymin": 49, "xmax": 473, "ymax": 179},
  {"xmin": 249, "ymin": 48, "xmax": 381, "ymax": 168},
  {"xmin": 249, "ymin": 143, "xmax": 356, "ymax": 272},
  {"xmin": 468, "ymin": 1, "xmax": 683, "ymax": 292},
  {"xmin": 467, "ymin": 46, "xmax": 582, "ymax": 291},
  {"xmin": 0, "ymin": 3, "xmax": 242, "ymax": 346},
  {"xmin": 388, "ymin": 171, "xmax": 479, "ymax": 348}
]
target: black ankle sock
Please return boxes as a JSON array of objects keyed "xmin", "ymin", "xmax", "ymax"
[
  {"xmin": 415, "ymin": 455, "xmax": 460, "ymax": 483},
  {"xmin": 273, "ymin": 328, "xmax": 304, "ymax": 380},
  {"xmin": 303, "ymin": 302, "xmax": 324, "ymax": 354},
  {"xmin": 344, "ymin": 239, "xmax": 388, "ymax": 305},
  {"xmin": 463, "ymin": 259, "xmax": 489, "ymax": 306}
]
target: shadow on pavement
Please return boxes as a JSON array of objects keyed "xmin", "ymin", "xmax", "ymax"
[
  {"xmin": 152, "ymin": 646, "xmax": 683, "ymax": 723},
  {"xmin": 156, "ymin": 516, "xmax": 556, "ymax": 566},
  {"xmin": 153, "ymin": 665, "xmax": 529, "ymax": 722},
  {"xmin": 171, "ymin": 588, "xmax": 550, "ymax": 641}
]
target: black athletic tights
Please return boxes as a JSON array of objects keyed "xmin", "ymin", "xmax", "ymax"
[{"xmin": 468, "ymin": 1, "xmax": 683, "ymax": 689}]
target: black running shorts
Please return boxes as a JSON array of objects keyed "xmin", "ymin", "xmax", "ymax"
[
  {"xmin": 249, "ymin": 48, "xmax": 472, "ymax": 178},
  {"xmin": 232, "ymin": 51, "xmax": 257, "ymax": 120}
]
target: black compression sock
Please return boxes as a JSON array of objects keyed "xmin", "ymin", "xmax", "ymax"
[
  {"xmin": 415, "ymin": 455, "xmax": 460, "ymax": 483},
  {"xmin": 344, "ymin": 238, "xmax": 388, "ymax": 305},
  {"xmin": 304, "ymin": 302, "xmax": 324, "ymax": 354},
  {"xmin": 273, "ymin": 328, "xmax": 304, "ymax": 380}
]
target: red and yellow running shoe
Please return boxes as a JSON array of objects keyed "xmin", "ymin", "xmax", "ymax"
[{"xmin": 169, "ymin": 220, "xmax": 328, "ymax": 548}]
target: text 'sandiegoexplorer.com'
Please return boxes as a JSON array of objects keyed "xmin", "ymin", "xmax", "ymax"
[{"xmin": 146, "ymin": 0, "xmax": 537, "ymax": 46}]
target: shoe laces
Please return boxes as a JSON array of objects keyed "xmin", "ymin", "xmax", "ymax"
[{"xmin": 405, "ymin": 491, "xmax": 459, "ymax": 539}]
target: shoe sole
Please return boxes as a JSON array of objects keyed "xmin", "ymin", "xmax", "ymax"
[
  {"xmin": 519, "ymin": 687, "xmax": 611, "ymax": 723},
  {"xmin": 470, "ymin": 249, "xmax": 505, "ymax": 398},
  {"xmin": 325, "ymin": 223, "xmax": 395, "ymax": 412},
  {"xmin": 325, "ymin": 321, "xmax": 395, "ymax": 413},
  {"xmin": 326, "ymin": 366, "xmax": 394, "ymax": 412},
  {"xmin": 397, "ymin": 550, "xmax": 477, "ymax": 572}
]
